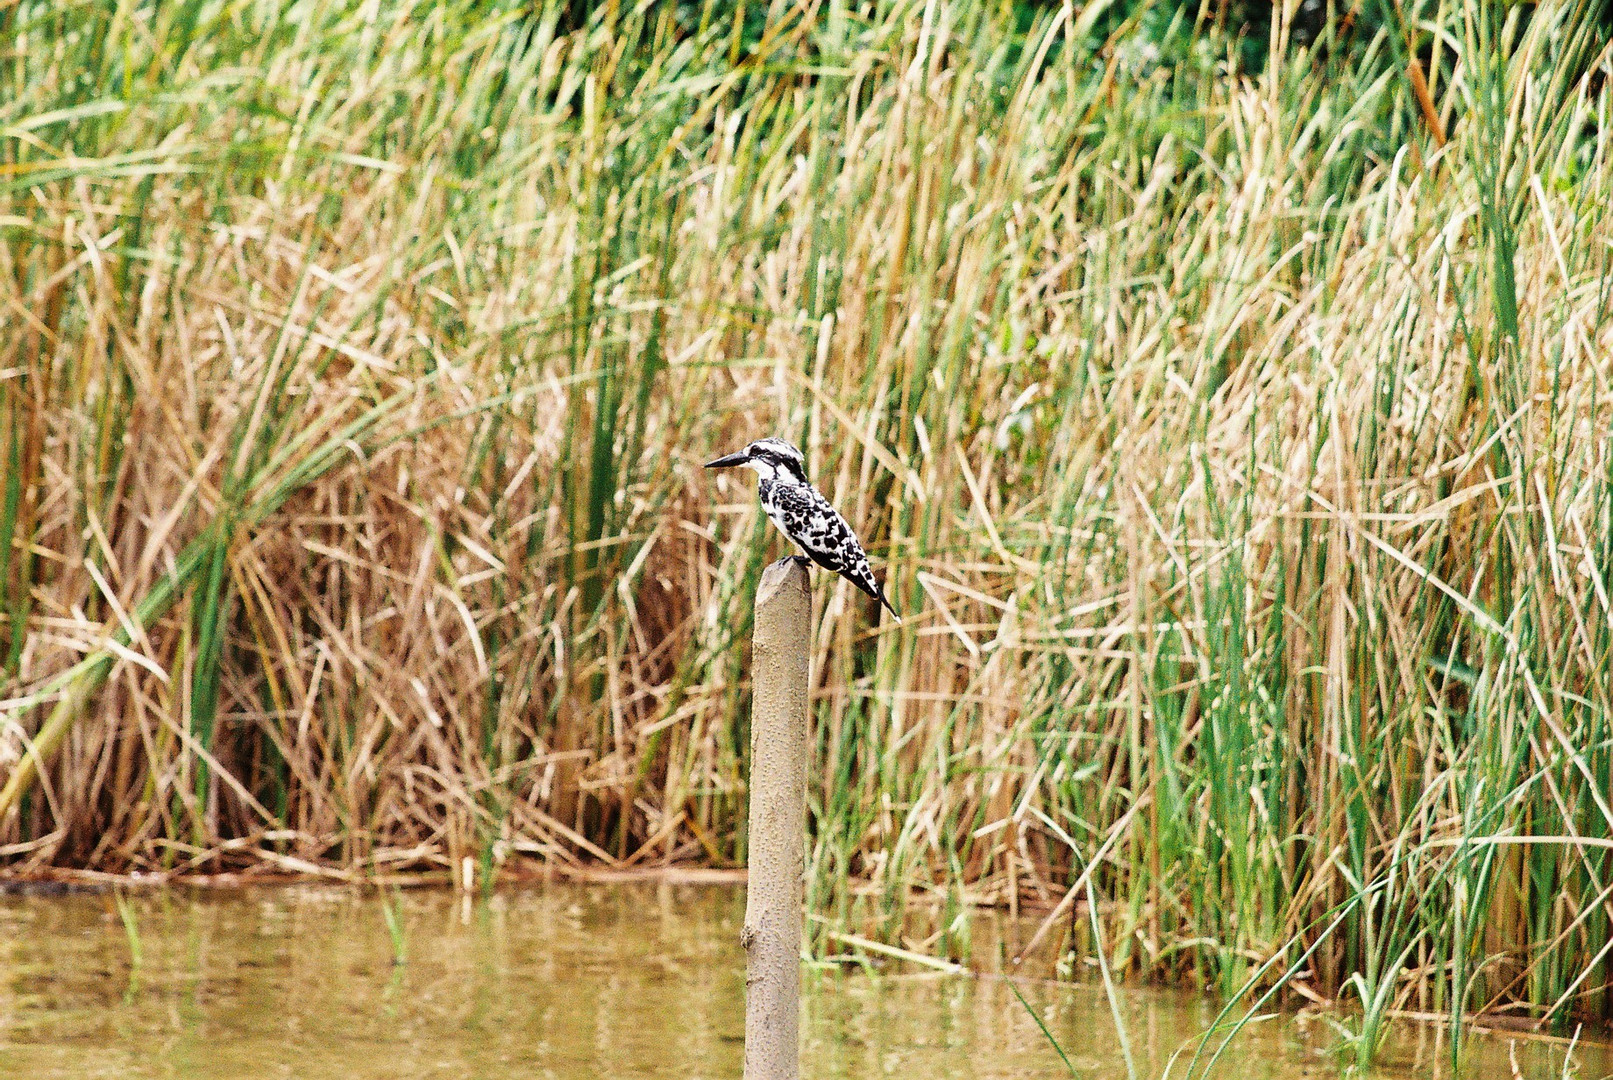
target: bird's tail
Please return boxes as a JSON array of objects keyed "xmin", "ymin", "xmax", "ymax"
[{"xmin": 874, "ymin": 583, "xmax": 902, "ymax": 624}]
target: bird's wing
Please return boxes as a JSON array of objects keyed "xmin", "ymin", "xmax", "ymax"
[
  {"xmin": 763, "ymin": 482, "xmax": 898, "ymax": 618},
  {"xmin": 775, "ymin": 485, "xmax": 860, "ymax": 567}
]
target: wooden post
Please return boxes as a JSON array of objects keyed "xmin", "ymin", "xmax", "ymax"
[{"xmin": 742, "ymin": 557, "xmax": 811, "ymax": 1080}]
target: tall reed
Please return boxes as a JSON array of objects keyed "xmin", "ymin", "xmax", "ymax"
[{"xmin": 3, "ymin": 0, "xmax": 1613, "ymax": 1054}]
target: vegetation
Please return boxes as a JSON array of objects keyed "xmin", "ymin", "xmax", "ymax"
[{"xmin": 4, "ymin": 0, "xmax": 1613, "ymax": 1062}]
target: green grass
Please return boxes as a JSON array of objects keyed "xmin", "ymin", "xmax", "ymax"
[{"xmin": 3, "ymin": 0, "xmax": 1613, "ymax": 1064}]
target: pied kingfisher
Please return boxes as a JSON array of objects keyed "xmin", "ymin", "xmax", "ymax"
[{"xmin": 705, "ymin": 437, "xmax": 899, "ymax": 622}]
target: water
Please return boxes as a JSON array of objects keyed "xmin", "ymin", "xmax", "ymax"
[{"xmin": 0, "ymin": 883, "xmax": 1603, "ymax": 1079}]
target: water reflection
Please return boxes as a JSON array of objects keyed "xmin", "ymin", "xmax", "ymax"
[{"xmin": 0, "ymin": 884, "xmax": 1603, "ymax": 1079}]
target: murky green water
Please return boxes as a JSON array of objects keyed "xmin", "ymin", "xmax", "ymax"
[{"xmin": 0, "ymin": 883, "xmax": 1603, "ymax": 1079}]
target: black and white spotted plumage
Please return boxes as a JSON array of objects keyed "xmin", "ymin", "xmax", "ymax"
[{"xmin": 705, "ymin": 437, "xmax": 899, "ymax": 622}]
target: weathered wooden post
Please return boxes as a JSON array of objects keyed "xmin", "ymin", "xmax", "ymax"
[{"xmin": 742, "ymin": 557, "xmax": 811, "ymax": 1080}]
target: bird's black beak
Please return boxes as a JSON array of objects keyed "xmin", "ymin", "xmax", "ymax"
[{"xmin": 704, "ymin": 450, "xmax": 750, "ymax": 469}]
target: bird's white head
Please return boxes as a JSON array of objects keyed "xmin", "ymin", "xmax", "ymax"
[{"xmin": 704, "ymin": 437, "xmax": 808, "ymax": 484}]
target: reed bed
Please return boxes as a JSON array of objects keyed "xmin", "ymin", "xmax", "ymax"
[{"xmin": 4, "ymin": 0, "xmax": 1613, "ymax": 1057}]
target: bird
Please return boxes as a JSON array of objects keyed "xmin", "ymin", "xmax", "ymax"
[{"xmin": 705, "ymin": 437, "xmax": 899, "ymax": 622}]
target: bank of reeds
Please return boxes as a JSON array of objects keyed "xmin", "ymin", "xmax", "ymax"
[{"xmin": 4, "ymin": 0, "xmax": 1613, "ymax": 1053}]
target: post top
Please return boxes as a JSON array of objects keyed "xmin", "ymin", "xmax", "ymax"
[{"xmin": 757, "ymin": 557, "xmax": 810, "ymax": 610}]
